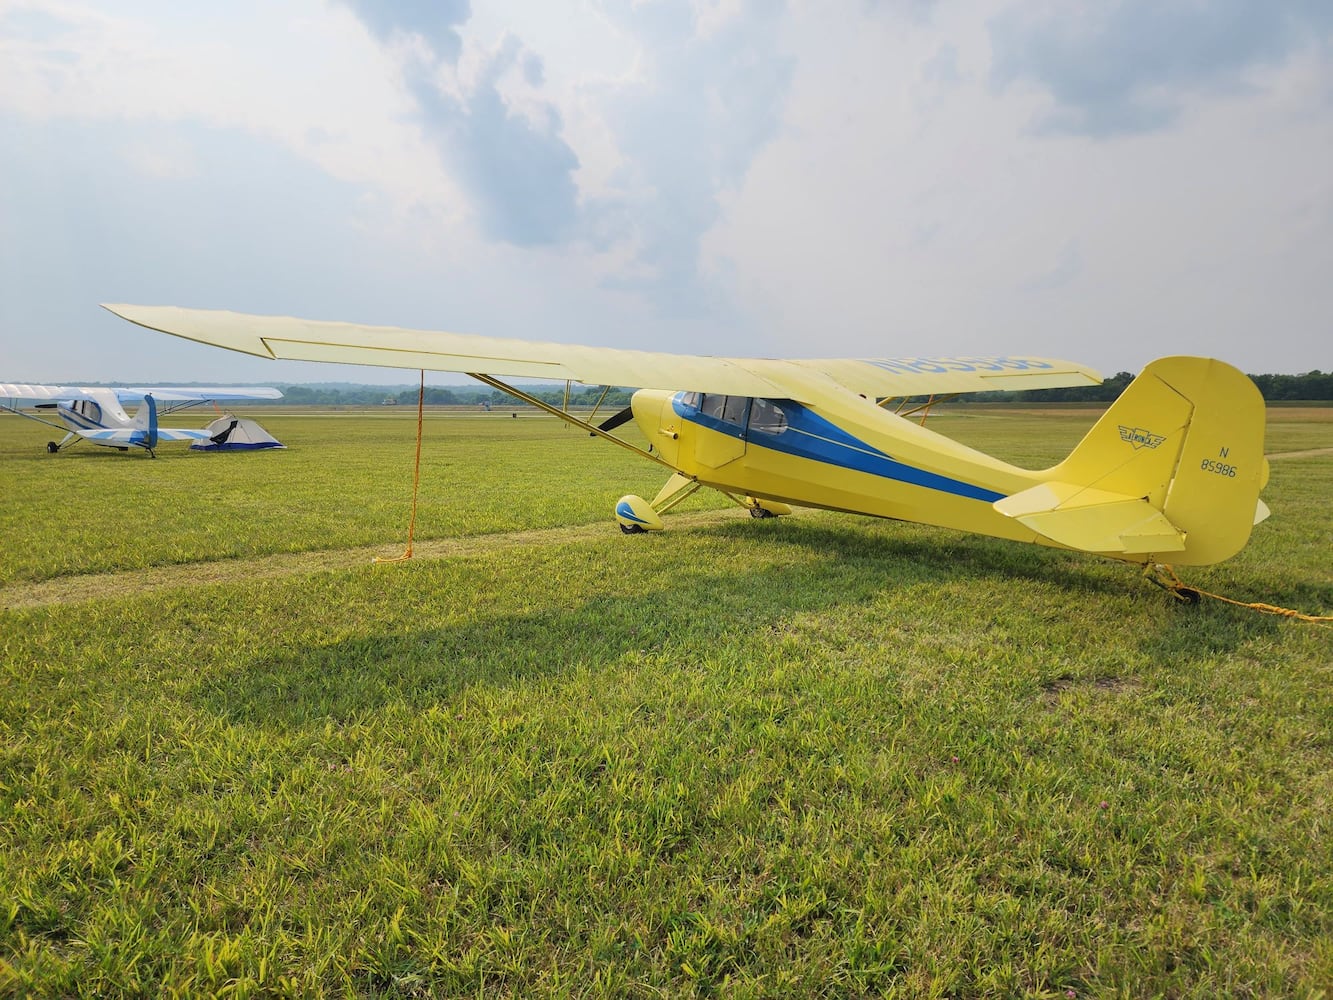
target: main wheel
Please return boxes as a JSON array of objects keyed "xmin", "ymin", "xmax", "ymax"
[
  {"xmin": 619, "ymin": 523, "xmax": 645, "ymax": 534},
  {"xmin": 46, "ymin": 441, "xmax": 58, "ymax": 453},
  {"xmin": 750, "ymin": 507, "xmax": 774, "ymax": 519}
]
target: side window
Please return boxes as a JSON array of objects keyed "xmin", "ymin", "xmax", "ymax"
[
  {"xmin": 699, "ymin": 394, "xmax": 726, "ymax": 419},
  {"xmin": 749, "ymin": 399, "xmax": 787, "ymax": 435},
  {"xmin": 680, "ymin": 391, "xmax": 701, "ymax": 409},
  {"xmin": 721, "ymin": 395, "xmax": 749, "ymax": 427}
]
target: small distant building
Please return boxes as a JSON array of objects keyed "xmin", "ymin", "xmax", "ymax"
[{"xmin": 382, "ymin": 396, "xmax": 398, "ymax": 406}]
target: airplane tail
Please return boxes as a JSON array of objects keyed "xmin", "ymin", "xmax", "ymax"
[
  {"xmin": 995, "ymin": 357, "xmax": 1268, "ymax": 566},
  {"xmin": 130, "ymin": 393, "xmax": 159, "ymax": 451}
]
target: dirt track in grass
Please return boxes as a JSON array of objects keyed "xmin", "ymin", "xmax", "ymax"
[
  {"xmin": 1, "ymin": 509, "xmax": 741, "ymax": 611},
  {"xmin": 1267, "ymin": 448, "xmax": 1333, "ymax": 461}
]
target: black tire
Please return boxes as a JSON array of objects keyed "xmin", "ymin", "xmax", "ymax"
[
  {"xmin": 46, "ymin": 441, "xmax": 58, "ymax": 453},
  {"xmin": 1176, "ymin": 588, "xmax": 1201, "ymax": 605},
  {"xmin": 619, "ymin": 523, "xmax": 645, "ymax": 534},
  {"xmin": 750, "ymin": 507, "xmax": 774, "ymax": 519}
]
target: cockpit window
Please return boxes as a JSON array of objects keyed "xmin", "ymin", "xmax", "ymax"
[
  {"xmin": 749, "ymin": 399, "xmax": 787, "ymax": 435},
  {"xmin": 699, "ymin": 394, "xmax": 726, "ymax": 420},
  {"xmin": 721, "ymin": 395, "xmax": 749, "ymax": 426},
  {"xmin": 73, "ymin": 400, "xmax": 103, "ymax": 422},
  {"xmin": 680, "ymin": 391, "xmax": 701, "ymax": 409}
]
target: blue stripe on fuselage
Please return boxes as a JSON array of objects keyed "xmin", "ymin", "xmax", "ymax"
[
  {"xmin": 58, "ymin": 406, "xmax": 106, "ymax": 432},
  {"xmin": 672, "ymin": 395, "xmax": 1004, "ymax": 503}
]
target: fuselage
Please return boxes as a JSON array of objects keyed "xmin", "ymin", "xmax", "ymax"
[
  {"xmin": 631, "ymin": 386, "xmax": 1050, "ymax": 548},
  {"xmin": 50, "ymin": 390, "xmax": 142, "ymax": 448}
]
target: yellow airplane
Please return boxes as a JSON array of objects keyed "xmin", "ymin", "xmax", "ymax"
[{"xmin": 103, "ymin": 304, "xmax": 1269, "ymax": 571}]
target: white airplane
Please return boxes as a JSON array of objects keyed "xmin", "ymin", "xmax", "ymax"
[{"xmin": 0, "ymin": 383, "xmax": 283, "ymax": 457}]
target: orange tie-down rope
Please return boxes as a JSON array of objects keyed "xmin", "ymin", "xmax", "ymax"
[
  {"xmin": 1147, "ymin": 563, "xmax": 1333, "ymax": 625},
  {"xmin": 375, "ymin": 370, "xmax": 426, "ymax": 563}
]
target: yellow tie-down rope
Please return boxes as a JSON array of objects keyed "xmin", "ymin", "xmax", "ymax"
[
  {"xmin": 1146, "ymin": 563, "xmax": 1332, "ymax": 625},
  {"xmin": 375, "ymin": 370, "xmax": 426, "ymax": 563}
]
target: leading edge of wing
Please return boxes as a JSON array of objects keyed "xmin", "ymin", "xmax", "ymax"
[{"xmin": 102, "ymin": 304, "xmax": 791, "ymax": 399}]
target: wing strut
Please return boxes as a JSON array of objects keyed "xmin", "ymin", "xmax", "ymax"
[
  {"xmin": 467, "ymin": 373, "xmax": 676, "ymax": 471},
  {"xmin": 878, "ymin": 393, "xmax": 961, "ymax": 425},
  {"xmin": 376, "ymin": 370, "xmax": 427, "ymax": 563},
  {"xmin": 0, "ymin": 400, "xmax": 70, "ymax": 434}
]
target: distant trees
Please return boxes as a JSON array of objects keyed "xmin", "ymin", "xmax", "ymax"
[
  {"xmin": 272, "ymin": 384, "xmax": 634, "ymax": 408},
  {"xmin": 960, "ymin": 370, "xmax": 1331, "ymax": 404},
  {"xmin": 267, "ymin": 371, "xmax": 1330, "ymax": 407},
  {"xmin": 1248, "ymin": 371, "xmax": 1333, "ymax": 401}
]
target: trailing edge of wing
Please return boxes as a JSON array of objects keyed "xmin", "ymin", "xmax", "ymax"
[{"xmin": 102, "ymin": 304, "xmax": 1101, "ymax": 401}]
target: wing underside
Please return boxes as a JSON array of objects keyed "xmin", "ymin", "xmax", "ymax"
[{"xmin": 102, "ymin": 304, "xmax": 1102, "ymax": 401}]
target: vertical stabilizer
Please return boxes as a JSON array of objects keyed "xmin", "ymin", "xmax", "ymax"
[
  {"xmin": 130, "ymin": 393, "xmax": 159, "ymax": 451},
  {"xmin": 997, "ymin": 357, "xmax": 1267, "ymax": 565}
]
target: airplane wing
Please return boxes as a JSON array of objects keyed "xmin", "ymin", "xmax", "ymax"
[
  {"xmin": 2, "ymin": 383, "xmax": 102, "ymax": 402},
  {"xmin": 0, "ymin": 382, "xmax": 282, "ymax": 403},
  {"xmin": 116, "ymin": 386, "xmax": 283, "ymax": 402},
  {"xmin": 102, "ymin": 304, "xmax": 1101, "ymax": 400}
]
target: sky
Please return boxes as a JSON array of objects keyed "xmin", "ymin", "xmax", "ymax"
[{"xmin": 1, "ymin": 0, "xmax": 1330, "ymax": 386}]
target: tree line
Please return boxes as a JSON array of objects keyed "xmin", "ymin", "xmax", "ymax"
[
  {"xmin": 275, "ymin": 384, "xmax": 635, "ymax": 408},
  {"xmin": 961, "ymin": 369, "xmax": 1332, "ymax": 403},
  {"xmin": 271, "ymin": 370, "xmax": 1331, "ymax": 407}
]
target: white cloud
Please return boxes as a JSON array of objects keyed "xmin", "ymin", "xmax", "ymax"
[
  {"xmin": 0, "ymin": 0, "xmax": 469, "ymax": 224},
  {"xmin": 704, "ymin": 1, "xmax": 1333, "ymax": 373},
  {"xmin": 0, "ymin": 0, "xmax": 1329, "ymax": 384}
]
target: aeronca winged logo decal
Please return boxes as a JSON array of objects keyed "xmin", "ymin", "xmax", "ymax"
[{"xmin": 1118, "ymin": 425, "xmax": 1165, "ymax": 450}]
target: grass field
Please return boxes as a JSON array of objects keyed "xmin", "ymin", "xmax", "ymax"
[{"xmin": 1, "ymin": 405, "xmax": 1330, "ymax": 998}]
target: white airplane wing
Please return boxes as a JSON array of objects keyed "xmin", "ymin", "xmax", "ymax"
[
  {"xmin": 102, "ymin": 304, "xmax": 1101, "ymax": 401},
  {"xmin": 118, "ymin": 386, "xmax": 284, "ymax": 402},
  {"xmin": 1, "ymin": 382, "xmax": 282, "ymax": 403}
]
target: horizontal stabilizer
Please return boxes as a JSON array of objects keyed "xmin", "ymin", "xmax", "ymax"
[
  {"xmin": 995, "ymin": 482, "xmax": 1185, "ymax": 554},
  {"xmin": 80, "ymin": 427, "xmax": 211, "ymax": 443}
]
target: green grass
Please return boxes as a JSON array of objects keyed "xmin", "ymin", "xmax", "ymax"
[
  {"xmin": 1, "ymin": 406, "xmax": 1330, "ymax": 997},
  {"xmin": 0, "ymin": 411, "xmax": 725, "ymax": 586}
]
